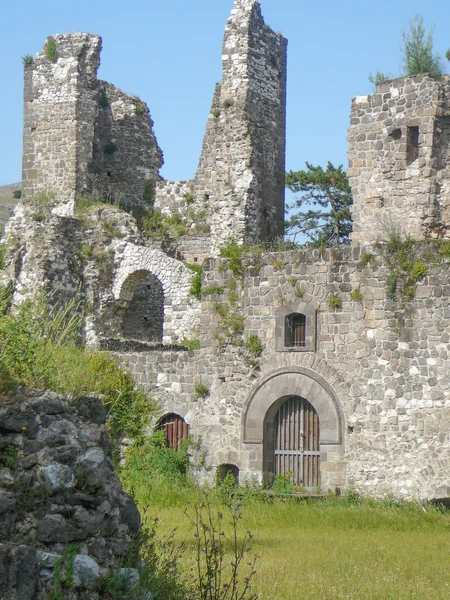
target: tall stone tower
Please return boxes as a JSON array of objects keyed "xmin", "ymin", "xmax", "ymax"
[
  {"xmin": 196, "ymin": 0, "xmax": 288, "ymax": 250},
  {"xmin": 348, "ymin": 75, "xmax": 450, "ymax": 246}
]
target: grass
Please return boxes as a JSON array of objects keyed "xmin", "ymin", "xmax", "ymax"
[{"xmin": 146, "ymin": 495, "xmax": 450, "ymax": 600}]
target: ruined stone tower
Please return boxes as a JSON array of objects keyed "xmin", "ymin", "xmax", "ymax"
[
  {"xmin": 22, "ymin": 34, "xmax": 162, "ymax": 214},
  {"xmin": 155, "ymin": 0, "xmax": 287, "ymax": 255},
  {"xmin": 348, "ymin": 75, "xmax": 450, "ymax": 246}
]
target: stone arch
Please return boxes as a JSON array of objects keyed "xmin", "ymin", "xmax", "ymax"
[
  {"xmin": 242, "ymin": 367, "xmax": 345, "ymax": 489},
  {"xmin": 112, "ymin": 243, "xmax": 201, "ymax": 343},
  {"xmin": 119, "ymin": 270, "xmax": 164, "ymax": 341}
]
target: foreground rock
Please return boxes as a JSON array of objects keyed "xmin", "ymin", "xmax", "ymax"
[{"xmin": 0, "ymin": 390, "xmax": 140, "ymax": 599}]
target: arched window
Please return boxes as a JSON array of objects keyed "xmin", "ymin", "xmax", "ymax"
[
  {"xmin": 275, "ymin": 301, "xmax": 316, "ymax": 352},
  {"xmin": 285, "ymin": 313, "xmax": 306, "ymax": 348},
  {"xmin": 156, "ymin": 413, "xmax": 189, "ymax": 451}
]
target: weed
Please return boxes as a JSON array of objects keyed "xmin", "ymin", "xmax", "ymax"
[
  {"xmin": 0, "ymin": 244, "xmax": 7, "ymax": 270},
  {"xmin": 0, "ymin": 445, "xmax": 18, "ymax": 469},
  {"xmin": 327, "ymin": 294, "xmax": 342, "ymax": 308},
  {"xmin": 195, "ymin": 380, "xmax": 210, "ymax": 399},
  {"xmin": 104, "ymin": 141, "xmax": 118, "ymax": 155},
  {"xmin": 203, "ymin": 285, "xmax": 225, "ymax": 297},
  {"xmin": 143, "ymin": 210, "xmax": 188, "ymax": 240},
  {"xmin": 359, "ymin": 250, "xmax": 376, "ymax": 268},
  {"xmin": 439, "ymin": 240, "xmax": 450, "ymax": 258},
  {"xmin": 187, "ymin": 497, "xmax": 258, "ymax": 600},
  {"xmin": 181, "ymin": 337, "xmax": 201, "ymax": 351},
  {"xmin": 212, "ymin": 109, "xmax": 221, "ymax": 118},
  {"xmin": 386, "ymin": 274, "xmax": 397, "ymax": 299},
  {"xmin": 294, "ymin": 285, "xmax": 304, "ymax": 298},
  {"xmin": 101, "ymin": 219, "xmax": 125, "ymax": 239},
  {"xmin": 245, "ymin": 334, "xmax": 264, "ymax": 358},
  {"xmin": 26, "ymin": 190, "xmax": 56, "ymax": 208},
  {"xmin": 184, "ymin": 191, "xmax": 194, "ymax": 205},
  {"xmin": 185, "ymin": 263, "xmax": 203, "ymax": 300},
  {"xmin": 409, "ymin": 260, "xmax": 427, "ymax": 282},
  {"xmin": 43, "ymin": 39, "xmax": 58, "ymax": 63},
  {"xmin": 271, "ymin": 258, "xmax": 286, "ymax": 271},
  {"xmin": 134, "ymin": 100, "xmax": 146, "ymax": 116},
  {"xmin": 223, "ymin": 99, "xmax": 234, "ymax": 109},
  {"xmin": 219, "ymin": 239, "xmax": 245, "ymax": 278},
  {"xmin": 22, "ymin": 54, "xmax": 34, "ymax": 66},
  {"xmin": 350, "ymin": 286, "xmax": 364, "ymax": 302}
]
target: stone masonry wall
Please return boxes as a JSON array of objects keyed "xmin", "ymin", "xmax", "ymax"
[
  {"xmin": 23, "ymin": 35, "xmax": 163, "ymax": 216},
  {"xmin": 115, "ymin": 247, "xmax": 450, "ymax": 500},
  {"xmin": 0, "ymin": 390, "xmax": 141, "ymax": 599},
  {"xmin": 153, "ymin": 0, "xmax": 287, "ymax": 258},
  {"xmin": 23, "ymin": 34, "xmax": 101, "ymax": 213},
  {"xmin": 348, "ymin": 75, "xmax": 450, "ymax": 246}
]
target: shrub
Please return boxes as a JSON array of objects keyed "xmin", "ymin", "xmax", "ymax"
[
  {"xmin": 359, "ymin": 250, "xmax": 376, "ymax": 268},
  {"xmin": 203, "ymin": 285, "xmax": 225, "ymax": 297},
  {"xmin": 43, "ymin": 39, "xmax": 58, "ymax": 63},
  {"xmin": 245, "ymin": 334, "xmax": 264, "ymax": 358},
  {"xmin": 195, "ymin": 380, "xmax": 210, "ymax": 399},
  {"xmin": 223, "ymin": 99, "xmax": 234, "ymax": 108},
  {"xmin": 22, "ymin": 55, "xmax": 34, "ymax": 66},
  {"xmin": 134, "ymin": 100, "xmax": 146, "ymax": 116},
  {"xmin": 181, "ymin": 337, "xmax": 201, "ymax": 351},
  {"xmin": 409, "ymin": 260, "xmax": 427, "ymax": 282},
  {"xmin": 327, "ymin": 294, "xmax": 342, "ymax": 308},
  {"xmin": 12, "ymin": 190, "xmax": 22, "ymax": 200},
  {"xmin": 212, "ymin": 109, "xmax": 220, "ymax": 118},
  {"xmin": 350, "ymin": 286, "xmax": 364, "ymax": 302}
]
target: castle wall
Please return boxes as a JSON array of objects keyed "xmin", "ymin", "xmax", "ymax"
[
  {"xmin": 348, "ymin": 75, "xmax": 450, "ymax": 246},
  {"xmin": 93, "ymin": 83, "xmax": 163, "ymax": 208},
  {"xmin": 114, "ymin": 247, "xmax": 450, "ymax": 500}
]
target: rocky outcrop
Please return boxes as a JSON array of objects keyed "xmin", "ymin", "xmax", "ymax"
[{"xmin": 0, "ymin": 390, "xmax": 140, "ymax": 599}]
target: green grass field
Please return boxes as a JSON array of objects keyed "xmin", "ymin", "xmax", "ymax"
[{"xmin": 145, "ymin": 496, "xmax": 450, "ymax": 600}]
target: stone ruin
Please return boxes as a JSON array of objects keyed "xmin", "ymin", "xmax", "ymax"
[{"xmin": 1, "ymin": 0, "xmax": 450, "ymax": 503}]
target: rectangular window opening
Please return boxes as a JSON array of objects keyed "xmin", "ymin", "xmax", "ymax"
[{"xmin": 407, "ymin": 126, "xmax": 419, "ymax": 165}]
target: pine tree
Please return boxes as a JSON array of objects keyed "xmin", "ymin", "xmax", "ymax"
[
  {"xmin": 285, "ymin": 162, "xmax": 352, "ymax": 248},
  {"xmin": 402, "ymin": 15, "xmax": 443, "ymax": 78}
]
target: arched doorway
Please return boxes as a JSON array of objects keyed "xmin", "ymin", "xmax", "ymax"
[
  {"xmin": 242, "ymin": 368, "xmax": 345, "ymax": 492},
  {"xmin": 265, "ymin": 396, "xmax": 320, "ymax": 488},
  {"xmin": 156, "ymin": 413, "xmax": 190, "ymax": 451}
]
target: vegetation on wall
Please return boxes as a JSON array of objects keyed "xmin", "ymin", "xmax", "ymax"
[
  {"xmin": 402, "ymin": 15, "xmax": 443, "ymax": 78},
  {"xmin": 43, "ymin": 39, "xmax": 58, "ymax": 63}
]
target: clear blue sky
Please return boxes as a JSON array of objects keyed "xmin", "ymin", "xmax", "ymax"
[{"xmin": 1, "ymin": 0, "xmax": 450, "ymax": 186}]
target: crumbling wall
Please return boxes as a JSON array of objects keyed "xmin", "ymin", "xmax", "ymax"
[
  {"xmin": 348, "ymin": 75, "xmax": 450, "ymax": 246},
  {"xmin": 22, "ymin": 34, "xmax": 162, "ymax": 216},
  {"xmin": 23, "ymin": 34, "xmax": 102, "ymax": 213},
  {"xmin": 154, "ymin": 0, "xmax": 287, "ymax": 257}
]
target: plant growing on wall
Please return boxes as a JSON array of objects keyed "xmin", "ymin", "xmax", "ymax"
[
  {"xmin": 43, "ymin": 39, "xmax": 58, "ymax": 63},
  {"xmin": 285, "ymin": 162, "xmax": 353, "ymax": 247},
  {"xmin": 402, "ymin": 15, "xmax": 443, "ymax": 78}
]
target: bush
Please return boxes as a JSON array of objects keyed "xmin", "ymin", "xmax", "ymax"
[
  {"xmin": 43, "ymin": 39, "xmax": 58, "ymax": 63},
  {"xmin": 195, "ymin": 380, "xmax": 210, "ymax": 399},
  {"xmin": 327, "ymin": 294, "xmax": 342, "ymax": 308},
  {"xmin": 245, "ymin": 334, "xmax": 264, "ymax": 358},
  {"xmin": 368, "ymin": 71, "xmax": 394, "ymax": 89}
]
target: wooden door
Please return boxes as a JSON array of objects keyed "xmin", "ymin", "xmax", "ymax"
[
  {"xmin": 157, "ymin": 414, "xmax": 189, "ymax": 451},
  {"xmin": 274, "ymin": 397, "xmax": 320, "ymax": 488}
]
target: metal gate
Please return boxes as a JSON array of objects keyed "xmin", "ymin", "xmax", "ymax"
[
  {"xmin": 157, "ymin": 413, "xmax": 190, "ymax": 451},
  {"xmin": 274, "ymin": 397, "xmax": 320, "ymax": 488}
]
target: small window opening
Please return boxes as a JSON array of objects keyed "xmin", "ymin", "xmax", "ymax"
[
  {"xmin": 285, "ymin": 313, "xmax": 306, "ymax": 348},
  {"xmin": 216, "ymin": 464, "xmax": 239, "ymax": 485},
  {"xmin": 107, "ymin": 171, "xmax": 112, "ymax": 177},
  {"xmin": 407, "ymin": 126, "xmax": 419, "ymax": 165}
]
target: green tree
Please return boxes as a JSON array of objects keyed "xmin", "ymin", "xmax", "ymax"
[
  {"xmin": 402, "ymin": 15, "xmax": 443, "ymax": 78},
  {"xmin": 285, "ymin": 162, "xmax": 352, "ymax": 247}
]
